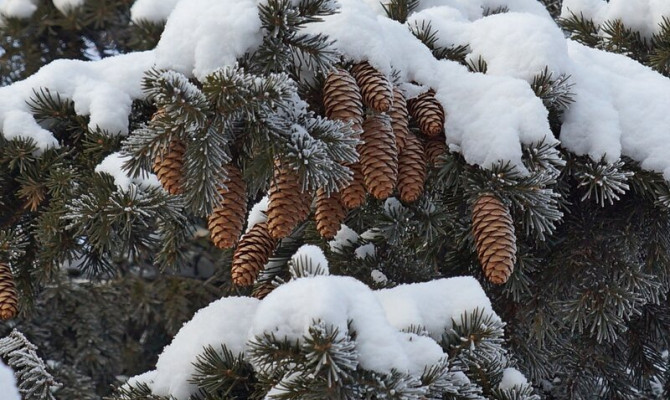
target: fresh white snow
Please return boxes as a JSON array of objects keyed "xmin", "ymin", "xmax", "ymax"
[
  {"xmin": 562, "ymin": 0, "xmax": 670, "ymax": 37},
  {"xmin": 0, "ymin": 360, "xmax": 20, "ymax": 400},
  {"xmin": 130, "ymin": 0, "xmax": 181, "ymax": 23},
  {"xmin": 130, "ymin": 274, "xmax": 498, "ymax": 399},
  {"xmin": 499, "ymin": 367, "xmax": 529, "ymax": 389},
  {"xmin": 95, "ymin": 152, "xmax": 161, "ymax": 190},
  {"xmin": 0, "ymin": 0, "xmax": 36, "ymax": 18},
  {"xmin": 245, "ymin": 195, "xmax": 269, "ymax": 232}
]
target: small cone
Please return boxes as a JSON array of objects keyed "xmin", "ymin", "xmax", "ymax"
[
  {"xmin": 231, "ymin": 222, "xmax": 277, "ymax": 286},
  {"xmin": 471, "ymin": 194, "xmax": 517, "ymax": 285},
  {"xmin": 0, "ymin": 263, "xmax": 18, "ymax": 320},
  {"xmin": 397, "ymin": 133, "xmax": 427, "ymax": 203},
  {"xmin": 315, "ymin": 189, "xmax": 347, "ymax": 239},
  {"xmin": 390, "ymin": 87, "xmax": 410, "ymax": 153},
  {"xmin": 153, "ymin": 139, "xmax": 185, "ymax": 195},
  {"xmin": 208, "ymin": 165, "xmax": 247, "ymax": 249},
  {"xmin": 267, "ymin": 160, "xmax": 312, "ymax": 239},
  {"xmin": 408, "ymin": 90, "xmax": 445, "ymax": 137},
  {"xmin": 253, "ymin": 282, "xmax": 275, "ymax": 300},
  {"xmin": 425, "ymin": 135, "xmax": 447, "ymax": 166},
  {"xmin": 324, "ymin": 69, "xmax": 364, "ymax": 125},
  {"xmin": 340, "ymin": 162, "xmax": 366, "ymax": 209},
  {"xmin": 351, "ymin": 62, "xmax": 393, "ymax": 112},
  {"xmin": 360, "ymin": 113, "xmax": 397, "ymax": 200}
]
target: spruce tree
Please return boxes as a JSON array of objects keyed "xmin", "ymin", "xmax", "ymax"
[{"xmin": 1, "ymin": 0, "xmax": 670, "ymax": 399}]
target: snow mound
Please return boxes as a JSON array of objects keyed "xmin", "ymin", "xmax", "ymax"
[
  {"xmin": 0, "ymin": 360, "xmax": 20, "ymax": 400},
  {"xmin": 130, "ymin": 0, "xmax": 181, "ymax": 23},
  {"xmin": 131, "ymin": 275, "xmax": 495, "ymax": 399},
  {"xmin": 95, "ymin": 152, "xmax": 161, "ymax": 190},
  {"xmin": 562, "ymin": 0, "xmax": 670, "ymax": 37},
  {"xmin": 0, "ymin": 0, "xmax": 36, "ymax": 18}
]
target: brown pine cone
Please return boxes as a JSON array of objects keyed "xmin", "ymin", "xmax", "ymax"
[
  {"xmin": 0, "ymin": 263, "xmax": 18, "ymax": 320},
  {"xmin": 425, "ymin": 135, "xmax": 447, "ymax": 166},
  {"xmin": 397, "ymin": 133, "xmax": 427, "ymax": 203},
  {"xmin": 360, "ymin": 113, "xmax": 398, "ymax": 200},
  {"xmin": 208, "ymin": 165, "xmax": 247, "ymax": 249},
  {"xmin": 252, "ymin": 282, "xmax": 275, "ymax": 300},
  {"xmin": 408, "ymin": 89, "xmax": 445, "ymax": 137},
  {"xmin": 267, "ymin": 160, "xmax": 312, "ymax": 239},
  {"xmin": 471, "ymin": 194, "xmax": 517, "ymax": 285},
  {"xmin": 351, "ymin": 62, "xmax": 393, "ymax": 112},
  {"xmin": 315, "ymin": 189, "xmax": 347, "ymax": 239},
  {"xmin": 390, "ymin": 87, "xmax": 410, "ymax": 153},
  {"xmin": 153, "ymin": 138, "xmax": 185, "ymax": 195},
  {"xmin": 340, "ymin": 162, "xmax": 366, "ymax": 209},
  {"xmin": 324, "ymin": 69, "xmax": 364, "ymax": 125},
  {"xmin": 231, "ymin": 222, "xmax": 277, "ymax": 286}
]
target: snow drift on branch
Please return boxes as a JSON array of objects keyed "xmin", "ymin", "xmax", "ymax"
[{"xmin": 130, "ymin": 275, "xmax": 496, "ymax": 399}]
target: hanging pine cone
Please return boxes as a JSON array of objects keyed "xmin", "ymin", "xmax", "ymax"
[
  {"xmin": 397, "ymin": 133, "xmax": 426, "ymax": 203},
  {"xmin": 360, "ymin": 113, "xmax": 397, "ymax": 200},
  {"xmin": 471, "ymin": 194, "xmax": 517, "ymax": 285},
  {"xmin": 207, "ymin": 165, "xmax": 247, "ymax": 249},
  {"xmin": 390, "ymin": 87, "xmax": 410, "ymax": 153},
  {"xmin": 231, "ymin": 222, "xmax": 277, "ymax": 287},
  {"xmin": 340, "ymin": 162, "xmax": 366, "ymax": 209},
  {"xmin": 315, "ymin": 189, "xmax": 347, "ymax": 239},
  {"xmin": 267, "ymin": 161, "xmax": 312, "ymax": 239},
  {"xmin": 153, "ymin": 138, "xmax": 185, "ymax": 195},
  {"xmin": 0, "ymin": 263, "xmax": 18, "ymax": 320},
  {"xmin": 324, "ymin": 69, "xmax": 364, "ymax": 125},
  {"xmin": 351, "ymin": 61, "xmax": 393, "ymax": 113},
  {"xmin": 408, "ymin": 89, "xmax": 445, "ymax": 137},
  {"xmin": 252, "ymin": 282, "xmax": 275, "ymax": 300},
  {"xmin": 425, "ymin": 135, "xmax": 447, "ymax": 166}
]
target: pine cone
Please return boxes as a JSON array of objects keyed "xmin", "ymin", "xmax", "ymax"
[
  {"xmin": 315, "ymin": 189, "xmax": 347, "ymax": 239},
  {"xmin": 408, "ymin": 90, "xmax": 445, "ymax": 137},
  {"xmin": 340, "ymin": 162, "xmax": 366, "ymax": 209},
  {"xmin": 360, "ymin": 113, "xmax": 397, "ymax": 200},
  {"xmin": 252, "ymin": 282, "xmax": 275, "ymax": 300},
  {"xmin": 153, "ymin": 138, "xmax": 185, "ymax": 195},
  {"xmin": 351, "ymin": 62, "xmax": 393, "ymax": 112},
  {"xmin": 425, "ymin": 135, "xmax": 447, "ymax": 166},
  {"xmin": 397, "ymin": 133, "xmax": 426, "ymax": 203},
  {"xmin": 390, "ymin": 87, "xmax": 410, "ymax": 153},
  {"xmin": 231, "ymin": 222, "xmax": 277, "ymax": 286},
  {"xmin": 324, "ymin": 69, "xmax": 364, "ymax": 125},
  {"xmin": 267, "ymin": 161, "xmax": 312, "ymax": 239},
  {"xmin": 0, "ymin": 263, "xmax": 18, "ymax": 320},
  {"xmin": 208, "ymin": 165, "xmax": 247, "ymax": 249},
  {"xmin": 471, "ymin": 194, "xmax": 517, "ymax": 285}
]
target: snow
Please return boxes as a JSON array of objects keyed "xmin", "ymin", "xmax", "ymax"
[
  {"xmin": 53, "ymin": 0, "xmax": 84, "ymax": 14},
  {"xmin": 355, "ymin": 243, "xmax": 375, "ymax": 259},
  {"xmin": 246, "ymin": 196, "xmax": 269, "ymax": 232},
  {"xmin": 148, "ymin": 296, "xmax": 260, "ymax": 398},
  {"xmin": 290, "ymin": 244, "xmax": 329, "ymax": 277},
  {"xmin": 0, "ymin": 0, "xmax": 36, "ymax": 18},
  {"xmin": 131, "ymin": 275, "xmax": 499, "ymax": 399},
  {"xmin": 499, "ymin": 367, "xmax": 529, "ymax": 389},
  {"xmin": 0, "ymin": 360, "xmax": 20, "ymax": 400},
  {"xmin": 154, "ymin": 0, "xmax": 263, "ymax": 80},
  {"xmin": 328, "ymin": 224, "xmax": 359, "ymax": 253},
  {"xmin": 562, "ymin": 0, "xmax": 670, "ymax": 37},
  {"xmin": 375, "ymin": 277, "xmax": 497, "ymax": 341},
  {"xmin": 130, "ymin": 0, "xmax": 181, "ymax": 23},
  {"xmin": 370, "ymin": 269, "xmax": 388, "ymax": 284},
  {"xmin": 95, "ymin": 152, "xmax": 161, "ymax": 190}
]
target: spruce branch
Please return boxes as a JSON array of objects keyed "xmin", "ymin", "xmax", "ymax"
[
  {"xmin": 381, "ymin": 0, "xmax": 420, "ymax": 23},
  {"xmin": 573, "ymin": 157, "xmax": 632, "ymax": 207},
  {"xmin": 0, "ymin": 330, "xmax": 60, "ymax": 400},
  {"xmin": 189, "ymin": 345, "xmax": 255, "ymax": 398}
]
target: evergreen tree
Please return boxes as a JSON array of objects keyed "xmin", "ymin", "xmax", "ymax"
[{"xmin": 1, "ymin": 0, "xmax": 670, "ymax": 399}]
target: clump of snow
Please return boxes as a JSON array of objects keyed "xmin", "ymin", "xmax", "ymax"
[
  {"xmin": 154, "ymin": 0, "xmax": 263, "ymax": 80},
  {"xmin": 2, "ymin": 110, "xmax": 58, "ymax": 150},
  {"xmin": 355, "ymin": 243, "xmax": 375, "ymax": 259},
  {"xmin": 328, "ymin": 224, "xmax": 359, "ymax": 253},
  {"xmin": 0, "ymin": 0, "xmax": 36, "ymax": 18},
  {"xmin": 499, "ymin": 367, "xmax": 529, "ymax": 390},
  {"xmin": 562, "ymin": 0, "xmax": 670, "ymax": 37},
  {"xmin": 246, "ymin": 196, "xmax": 269, "ymax": 232},
  {"xmin": 289, "ymin": 244, "xmax": 329, "ymax": 277},
  {"xmin": 375, "ymin": 276, "xmax": 497, "ymax": 342},
  {"xmin": 130, "ymin": 0, "xmax": 181, "ymax": 23},
  {"xmin": 95, "ymin": 152, "xmax": 161, "ymax": 190},
  {"xmin": 383, "ymin": 197, "xmax": 403, "ymax": 215},
  {"xmin": 132, "ymin": 275, "xmax": 498, "ymax": 399},
  {"xmin": 53, "ymin": 0, "xmax": 84, "ymax": 14},
  {"xmin": 370, "ymin": 269, "xmax": 388, "ymax": 284},
  {"xmin": 149, "ymin": 297, "xmax": 259, "ymax": 398},
  {"xmin": 0, "ymin": 360, "xmax": 20, "ymax": 400}
]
